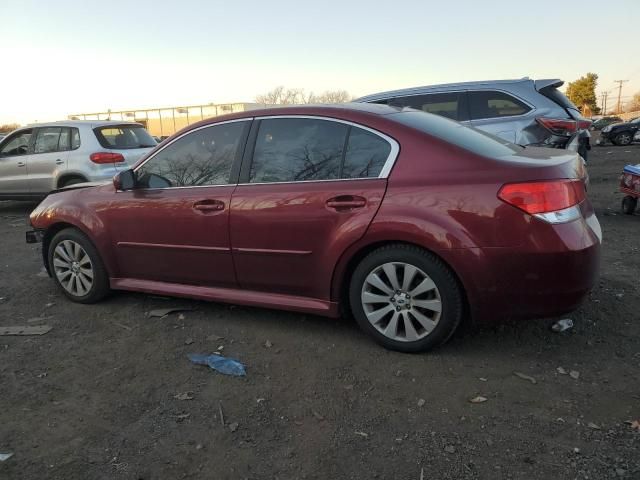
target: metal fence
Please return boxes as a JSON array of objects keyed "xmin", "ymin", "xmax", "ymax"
[{"xmin": 68, "ymin": 103, "xmax": 264, "ymax": 137}]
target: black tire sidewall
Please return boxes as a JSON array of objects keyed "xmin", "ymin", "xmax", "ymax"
[
  {"xmin": 48, "ymin": 228, "xmax": 110, "ymax": 303},
  {"xmin": 615, "ymin": 133, "xmax": 632, "ymax": 146},
  {"xmin": 622, "ymin": 196, "xmax": 637, "ymax": 215},
  {"xmin": 349, "ymin": 245, "xmax": 463, "ymax": 353}
]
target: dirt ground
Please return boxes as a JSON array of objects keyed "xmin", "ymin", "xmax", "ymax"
[{"xmin": 1, "ymin": 144, "xmax": 639, "ymax": 480}]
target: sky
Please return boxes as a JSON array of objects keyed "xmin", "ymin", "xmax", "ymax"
[{"xmin": 1, "ymin": 0, "xmax": 639, "ymax": 124}]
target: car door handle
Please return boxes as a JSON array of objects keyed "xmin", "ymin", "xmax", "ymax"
[
  {"xmin": 193, "ymin": 200, "xmax": 225, "ymax": 212},
  {"xmin": 55, "ymin": 159, "xmax": 64, "ymax": 165},
  {"xmin": 17, "ymin": 161, "xmax": 26, "ymax": 167},
  {"xmin": 326, "ymin": 195, "xmax": 367, "ymax": 210}
]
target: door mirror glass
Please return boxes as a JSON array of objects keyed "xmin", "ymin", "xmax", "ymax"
[{"xmin": 114, "ymin": 169, "xmax": 137, "ymax": 191}]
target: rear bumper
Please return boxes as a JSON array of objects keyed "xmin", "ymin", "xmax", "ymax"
[{"xmin": 443, "ymin": 210, "xmax": 601, "ymax": 324}]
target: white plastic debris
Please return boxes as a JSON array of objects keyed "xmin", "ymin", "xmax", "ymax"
[
  {"xmin": 551, "ymin": 319, "xmax": 574, "ymax": 333},
  {"xmin": 0, "ymin": 452, "xmax": 13, "ymax": 462}
]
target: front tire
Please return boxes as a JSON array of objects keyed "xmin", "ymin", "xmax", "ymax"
[
  {"xmin": 48, "ymin": 228, "xmax": 110, "ymax": 303},
  {"xmin": 613, "ymin": 132, "xmax": 632, "ymax": 146},
  {"xmin": 349, "ymin": 244, "xmax": 463, "ymax": 353}
]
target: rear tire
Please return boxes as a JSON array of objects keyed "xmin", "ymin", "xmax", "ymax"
[
  {"xmin": 48, "ymin": 228, "xmax": 110, "ymax": 303},
  {"xmin": 622, "ymin": 196, "xmax": 637, "ymax": 215},
  {"xmin": 349, "ymin": 244, "xmax": 463, "ymax": 353},
  {"xmin": 613, "ymin": 132, "xmax": 633, "ymax": 146},
  {"xmin": 59, "ymin": 176, "xmax": 86, "ymax": 188}
]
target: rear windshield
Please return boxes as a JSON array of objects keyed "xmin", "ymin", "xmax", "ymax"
[
  {"xmin": 93, "ymin": 125, "xmax": 156, "ymax": 149},
  {"xmin": 391, "ymin": 110, "xmax": 521, "ymax": 157},
  {"xmin": 539, "ymin": 86, "xmax": 580, "ymax": 113}
]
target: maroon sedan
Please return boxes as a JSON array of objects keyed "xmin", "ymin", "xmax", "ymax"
[{"xmin": 27, "ymin": 104, "xmax": 601, "ymax": 352}]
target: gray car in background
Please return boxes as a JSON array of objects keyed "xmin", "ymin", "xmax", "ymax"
[
  {"xmin": 0, "ymin": 120, "xmax": 156, "ymax": 200},
  {"xmin": 356, "ymin": 78, "xmax": 591, "ymax": 160}
]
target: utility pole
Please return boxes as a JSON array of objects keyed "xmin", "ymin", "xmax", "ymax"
[
  {"xmin": 601, "ymin": 92, "xmax": 608, "ymax": 114},
  {"xmin": 614, "ymin": 80, "xmax": 628, "ymax": 113}
]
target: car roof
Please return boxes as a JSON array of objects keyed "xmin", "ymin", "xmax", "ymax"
[
  {"xmin": 355, "ymin": 77, "xmax": 546, "ymax": 102},
  {"xmin": 24, "ymin": 120, "xmax": 143, "ymax": 128}
]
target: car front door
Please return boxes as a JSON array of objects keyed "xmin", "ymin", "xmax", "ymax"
[
  {"xmin": 105, "ymin": 119, "xmax": 251, "ymax": 287},
  {"xmin": 0, "ymin": 129, "xmax": 34, "ymax": 197},
  {"xmin": 29, "ymin": 127, "xmax": 72, "ymax": 194},
  {"xmin": 229, "ymin": 116, "xmax": 396, "ymax": 300}
]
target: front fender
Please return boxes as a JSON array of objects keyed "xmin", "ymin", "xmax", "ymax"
[{"xmin": 30, "ymin": 189, "xmax": 117, "ymax": 276}]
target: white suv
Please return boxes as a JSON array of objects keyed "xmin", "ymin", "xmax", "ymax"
[{"xmin": 0, "ymin": 120, "xmax": 156, "ymax": 200}]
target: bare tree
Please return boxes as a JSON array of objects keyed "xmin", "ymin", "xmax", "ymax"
[
  {"xmin": 255, "ymin": 86, "xmax": 352, "ymax": 105},
  {"xmin": 0, "ymin": 123, "xmax": 20, "ymax": 133},
  {"xmin": 625, "ymin": 92, "xmax": 640, "ymax": 113}
]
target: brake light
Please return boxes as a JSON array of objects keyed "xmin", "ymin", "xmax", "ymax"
[
  {"xmin": 90, "ymin": 152, "xmax": 125, "ymax": 164},
  {"xmin": 498, "ymin": 179, "xmax": 586, "ymax": 223},
  {"xmin": 578, "ymin": 119, "xmax": 592, "ymax": 130},
  {"xmin": 536, "ymin": 117, "xmax": 578, "ymax": 137}
]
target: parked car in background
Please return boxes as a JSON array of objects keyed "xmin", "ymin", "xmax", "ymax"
[
  {"xmin": 591, "ymin": 116, "xmax": 622, "ymax": 131},
  {"xmin": 356, "ymin": 78, "xmax": 592, "ymax": 161},
  {"xmin": 0, "ymin": 121, "xmax": 156, "ymax": 200},
  {"xmin": 27, "ymin": 104, "xmax": 601, "ymax": 352},
  {"xmin": 598, "ymin": 117, "xmax": 640, "ymax": 146}
]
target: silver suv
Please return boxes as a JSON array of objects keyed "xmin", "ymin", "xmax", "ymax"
[
  {"xmin": 0, "ymin": 121, "xmax": 156, "ymax": 200},
  {"xmin": 356, "ymin": 78, "xmax": 591, "ymax": 160}
]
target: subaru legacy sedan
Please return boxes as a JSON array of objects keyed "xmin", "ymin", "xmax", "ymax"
[{"xmin": 27, "ymin": 104, "xmax": 601, "ymax": 352}]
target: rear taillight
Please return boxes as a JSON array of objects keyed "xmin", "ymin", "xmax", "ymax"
[
  {"xmin": 578, "ymin": 119, "xmax": 592, "ymax": 130},
  {"xmin": 536, "ymin": 117, "xmax": 592, "ymax": 136},
  {"xmin": 498, "ymin": 179, "xmax": 586, "ymax": 224},
  {"xmin": 536, "ymin": 117, "xmax": 578, "ymax": 137},
  {"xmin": 90, "ymin": 152, "xmax": 125, "ymax": 164}
]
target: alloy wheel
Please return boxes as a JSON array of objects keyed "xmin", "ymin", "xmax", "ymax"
[
  {"xmin": 361, "ymin": 262, "xmax": 442, "ymax": 342},
  {"xmin": 52, "ymin": 240, "xmax": 94, "ymax": 297}
]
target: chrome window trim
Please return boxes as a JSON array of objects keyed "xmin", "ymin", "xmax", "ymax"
[{"xmin": 245, "ymin": 114, "xmax": 400, "ymax": 182}]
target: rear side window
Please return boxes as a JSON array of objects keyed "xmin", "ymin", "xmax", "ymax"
[
  {"xmin": 378, "ymin": 93, "xmax": 466, "ymax": 121},
  {"xmin": 136, "ymin": 121, "xmax": 247, "ymax": 189},
  {"xmin": 94, "ymin": 125, "xmax": 156, "ymax": 150},
  {"xmin": 34, "ymin": 127, "xmax": 81, "ymax": 153},
  {"xmin": 468, "ymin": 91, "xmax": 530, "ymax": 120},
  {"xmin": 343, "ymin": 127, "xmax": 391, "ymax": 178},
  {"xmin": 249, "ymin": 118, "xmax": 348, "ymax": 183},
  {"xmin": 393, "ymin": 111, "xmax": 521, "ymax": 158},
  {"xmin": 34, "ymin": 127, "xmax": 64, "ymax": 154}
]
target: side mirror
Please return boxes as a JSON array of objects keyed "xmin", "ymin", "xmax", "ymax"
[{"xmin": 113, "ymin": 169, "xmax": 136, "ymax": 191}]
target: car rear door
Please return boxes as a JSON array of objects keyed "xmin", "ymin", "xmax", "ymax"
[
  {"xmin": 229, "ymin": 116, "xmax": 397, "ymax": 300},
  {"xmin": 29, "ymin": 127, "xmax": 71, "ymax": 194},
  {"xmin": 105, "ymin": 119, "xmax": 250, "ymax": 287},
  {"xmin": 0, "ymin": 128, "xmax": 34, "ymax": 197}
]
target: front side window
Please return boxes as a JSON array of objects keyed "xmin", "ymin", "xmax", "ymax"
[
  {"xmin": 136, "ymin": 121, "xmax": 247, "ymax": 189},
  {"xmin": 94, "ymin": 125, "xmax": 156, "ymax": 149},
  {"xmin": 468, "ymin": 91, "xmax": 530, "ymax": 120},
  {"xmin": 0, "ymin": 129, "xmax": 32, "ymax": 156},
  {"xmin": 249, "ymin": 118, "xmax": 348, "ymax": 183},
  {"xmin": 34, "ymin": 127, "xmax": 64, "ymax": 154}
]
